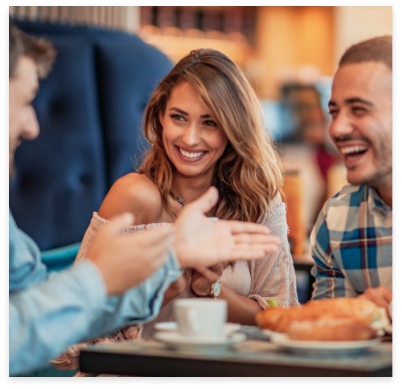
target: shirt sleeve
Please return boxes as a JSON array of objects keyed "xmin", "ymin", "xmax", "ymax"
[
  {"xmin": 10, "ymin": 252, "xmax": 182, "ymax": 376},
  {"xmin": 9, "ymin": 210, "xmax": 47, "ymax": 292},
  {"xmin": 310, "ymin": 205, "xmax": 357, "ymax": 299},
  {"xmin": 248, "ymin": 194, "xmax": 299, "ymax": 308},
  {"xmin": 9, "ymin": 208, "xmax": 182, "ymax": 376}
]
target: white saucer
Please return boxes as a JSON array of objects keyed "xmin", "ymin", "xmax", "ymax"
[
  {"xmin": 154, "ymin": 322, "xmax": 241, "ymax": 336},
  {"xmin": 270, "ymin": 333, "xmax": 381, "ymax": 356},
  {"xmin": 154, "ymin": 331, "xmax": 246, "ymax": 355}
]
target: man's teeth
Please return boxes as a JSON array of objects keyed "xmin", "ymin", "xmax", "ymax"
[
  {"xmin": 179, "ymin": 148, "xmax": 204, "ymax": 158},
  {"xmin": 340, "ymin": 146, "xmax": 368, "ymax": 155}
]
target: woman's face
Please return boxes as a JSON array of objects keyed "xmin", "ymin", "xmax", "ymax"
[{"xmin": 160, "ymin": 81, "xmax": 228, "ymax": 182}]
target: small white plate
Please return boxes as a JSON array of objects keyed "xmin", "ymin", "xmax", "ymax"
[
  {"xmin": 154, "ymin": 331, "xmax": 246, "ymax": 355},
  {"xmin": 154, "ymin": 322, "xmax": 241, "ymax": 336},
  {"xmin": 270, "ymin": 333, "xmax": 381, "ymax": 356}
]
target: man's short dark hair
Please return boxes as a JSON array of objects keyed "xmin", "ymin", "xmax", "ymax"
[
  {"xmin": 9, "ymin": 19, "xmax": 57, "ymax": 79},
  {"xmin": 339, "ymin": 35, "xmax": 392, "ymax": 70}
]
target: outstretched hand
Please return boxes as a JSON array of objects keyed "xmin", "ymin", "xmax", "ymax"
[{"xmin": 173, "ymin": 187, "xmax": 281, "ymax": 268}]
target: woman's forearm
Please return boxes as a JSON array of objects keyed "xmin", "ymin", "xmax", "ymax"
[{"xmin": 218, "ymin": 283, "xmax": 262, "ymax": 325}]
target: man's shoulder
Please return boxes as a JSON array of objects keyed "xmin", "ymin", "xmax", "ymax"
[
  {"xmin": 318, "ymin": 184, "xmax": 367, "ymax": 229},
  {"xmin": 324, "ymin": 184, "xmax": 367, "ymax": 209}
]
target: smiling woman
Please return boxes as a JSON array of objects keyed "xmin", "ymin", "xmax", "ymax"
[
  {"xmin": 53, "ymin": 48, "xmax": 299, "ymax": 376},
  {"xmin": 159, "ymin": 81, "xmax": 228, "ymax": 189}
]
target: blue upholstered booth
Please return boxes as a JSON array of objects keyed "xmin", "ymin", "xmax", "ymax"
[
  {"xmin": 10, "ymin": 20, "xmax": 173, "ymax": 255},
  {"xmin": 9, "ymin": 20, "xmax": 172, "ymax": 377}
]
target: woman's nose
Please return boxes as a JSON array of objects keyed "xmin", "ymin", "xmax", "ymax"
[{"xmin": 182, "ymin": 123, "xmax": 200, "ymax": 146}]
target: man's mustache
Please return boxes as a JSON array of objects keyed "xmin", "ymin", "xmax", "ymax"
[{"xmin": 333, "ymin": 135, "xmax": 368, "ymax": 143}]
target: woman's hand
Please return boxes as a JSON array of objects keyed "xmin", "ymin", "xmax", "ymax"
[
  {"xmin": 162, "ymin": 268, "xmax": 193, "ymax": 307},
  {"xmin": 190, "ymin": 263, "xmax": 227, "ymax": 297}
]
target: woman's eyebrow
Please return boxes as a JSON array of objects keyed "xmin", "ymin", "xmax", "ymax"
[
  {"xmin": 169, "ymin": 107, "xmax": 211, "ymax": 118},
  {"xmin": 169, "ymin": 107, "xmax": 188, "ymax": 115}
]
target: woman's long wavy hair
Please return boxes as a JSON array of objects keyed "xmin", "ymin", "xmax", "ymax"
[{"xmin": 139, "ymin": 48, "xmax": 283, "ymax": 223}]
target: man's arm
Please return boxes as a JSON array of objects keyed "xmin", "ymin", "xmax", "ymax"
[
  {"xmin": 9, "ymin": 253, "xmax": 182, "ymax": 376},
  {"xmin": 9, "ymin": 211, "xmax": 47, "ymax": 292},
  {"xmin": 310, "ymin": 208, "xmax": 357, "ymax": 299},
  {"xmin": 9, "ymin": 187, "xmax": 279, "ymax": 376},
  {"xmin": 9, "ymin": 210, "xmax": 181, "ymax": 376}
]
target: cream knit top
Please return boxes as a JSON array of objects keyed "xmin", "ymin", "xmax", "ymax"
[{"xmin": 52, "ymin": 192, "xmax": 298, "ymax": 372}]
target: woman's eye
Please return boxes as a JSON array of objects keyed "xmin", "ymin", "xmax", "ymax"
[
  {"xmin": 204, "ymin": 120, "xmax": 217, "ymax": 127},
  {"xmin": 171, "ymin": 114, "xmax": 185, "ymax": 122}
]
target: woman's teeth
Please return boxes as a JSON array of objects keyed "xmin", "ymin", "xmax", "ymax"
[
  {"xmin": 179, "ymin": 148, "xmax": 204, "ymax": 159},
  {"xmin": 340, "ymin": 145, "xmax": 368, "ymax": 155}
]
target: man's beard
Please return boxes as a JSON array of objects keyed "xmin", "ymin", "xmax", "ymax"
[{"xmin": 347, "ymin": 156, "xmax": 392, "ymax": 189}]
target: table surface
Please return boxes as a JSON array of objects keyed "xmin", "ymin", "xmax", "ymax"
[{"xmin": 79, "ymin": 326, "xmax": 392, "ymax": 377}]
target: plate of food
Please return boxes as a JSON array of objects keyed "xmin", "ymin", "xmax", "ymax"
[
  {"xmin": 255, "ymin": 297, "xmax": 387, "ymax": 356},
  {"xmin": 270, "ymin": 333, "xmax": 381, "ymax": 356},
  {"xmin": 269, "ymin": 317, "xmax": 381, "ymax": 356},
  {"xmin": 255, "ymin": 297, "xmax": 391, "ymax": 334}
]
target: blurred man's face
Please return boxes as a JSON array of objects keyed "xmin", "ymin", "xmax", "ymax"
[
  {"xmin": 328, "ymin": 61, "xmax": 392, "ymax": 189},
  {"xmin": 9, "ymin": 55, "xmax": 40, "ymax": 179}
]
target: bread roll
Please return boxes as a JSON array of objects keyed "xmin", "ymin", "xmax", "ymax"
[
  {"xmin": 287, "ymin": 319, "xmax": 378, "ymax": 341},
  {"xmin": 255, "ymin": 297, "xmax": 389, "ymax": 333}
]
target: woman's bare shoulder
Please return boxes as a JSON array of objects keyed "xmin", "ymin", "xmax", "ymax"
[{"xmin": 98, "ymin": 173, "xmax": 163, "ymax": 224}]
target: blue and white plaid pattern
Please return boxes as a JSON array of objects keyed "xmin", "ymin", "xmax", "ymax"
[{"xmin": 310, "ymin": 184, "xmax": 392, "ymax": 299}]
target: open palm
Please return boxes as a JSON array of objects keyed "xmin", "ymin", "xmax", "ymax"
[{"xmin": 173, "ymin": 187, "xmax": 281, "ymax": 268}]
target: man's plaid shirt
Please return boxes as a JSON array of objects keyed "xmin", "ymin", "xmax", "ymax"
[{"xmin": 310, "ymin": 184, "xmax": 392, "ymax": 299}]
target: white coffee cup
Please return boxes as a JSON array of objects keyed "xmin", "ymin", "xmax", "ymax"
[{"xmin": 174, "ymin": 299, "xmax": 227, "ymax": 340}]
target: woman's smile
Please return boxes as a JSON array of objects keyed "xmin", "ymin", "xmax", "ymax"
[{"xmin": 175, "ymin": 146, "xmax": 207, "ymax": 162}]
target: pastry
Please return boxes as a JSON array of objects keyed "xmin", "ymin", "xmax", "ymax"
[{"xmin": 286, "ymin": 318, "xmax": 378, "ymax": 341}]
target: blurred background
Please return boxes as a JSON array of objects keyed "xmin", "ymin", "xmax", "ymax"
[
  {"xmin": 9, "ymin": 6, "xmax": 392, "ymax": 306},
  {"xmin": 10, "ymin": 6, "xmax": 391, "ymax": 247}
]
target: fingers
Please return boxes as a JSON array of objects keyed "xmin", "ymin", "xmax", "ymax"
[
  {"xmin": 221, "ymin": 220, "xmax": 271, "ymax": 235},
  {"xmin": 235, "ymin": 233, "xmax": 281, "ymax": 245},
  {"xmin": 377, "ymin": 286, "xmax": 392, "ymax": 303},
  {"xmin": 183, "ymin": 268, "xmax": 194, "ymax": 278},
  {"xmin": 358, "ymin": 287, "xmax": 392, "ymax": 310},
  {"xmin": 193, "ymin": 266, "xmax": 220, "ymax": 282},
  {"xmin": 186, "ymin": 186, "xmax": 219, "ymax": 215},
  {"xmin": 228, "ymin": 245, "xmax": 280, "ymax": 261}
]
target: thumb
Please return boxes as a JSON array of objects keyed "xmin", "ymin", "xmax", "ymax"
[
  {"xmin": 189, "ymin": 186, "xmax": 219, "ymax": 214},
  {"xmin": 106, "ymin": 212, "xmax": 135, "ymax": 234}
]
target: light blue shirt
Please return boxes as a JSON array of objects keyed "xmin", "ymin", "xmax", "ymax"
[{"xmin": 9, "ymin": 210, "xmax": 182, "ymax": 376}]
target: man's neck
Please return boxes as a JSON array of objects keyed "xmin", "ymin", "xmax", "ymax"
[{"xmin": 376, "ymin": 184, "xmax": 392, "ymax": 208}]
